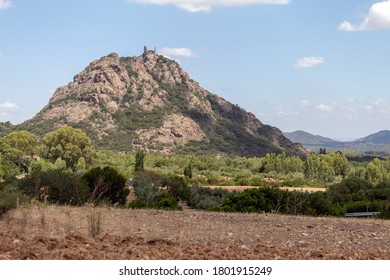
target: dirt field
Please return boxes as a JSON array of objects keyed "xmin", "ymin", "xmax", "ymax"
[
  {"xmin": 0, "ymin": 205, "xmax": 389, "ymax": 260},
  {"xmin": 208, "ymin": 185, "xmax": 326, "ymax": 192}
]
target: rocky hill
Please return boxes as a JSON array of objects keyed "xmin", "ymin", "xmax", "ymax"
[{"xmin": 19, "ymin": 47, "xmax": 307, "ymax": 157}]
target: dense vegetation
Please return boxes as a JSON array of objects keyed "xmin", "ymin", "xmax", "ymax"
[
  {"xmin": 214, "ymin": 180, "xmax": 390, "ymax": 218},
  {"xmin": 1, "ymin": 126, "xmax": 390, "ymax": 218}
]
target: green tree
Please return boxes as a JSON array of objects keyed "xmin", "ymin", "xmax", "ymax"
[
  {"xmin": 162, "ymin": 175, "xmax": 191, "ymax": 201},
  {"xmin": 304, "ymin": 154, "xmax": 318, "ymax": 180},
  {"xmin": 54, "ymin": 157, "xmax": 67, "ymax": 170},
  {"xmin": 365, "ymin": 162, "xmax": 383, "ymax": 185},
  {"xmin": 30, "ymin": 159, "xmax": 55, "ymax": 173},
  {"xmin": 42, "ymin": 126, "xmax": 94, "ymax": 171},
  {"xmin": 0, "ymin": 130, "xmax": 38, "ymax": 172},
  {"xmin": 331, "ymin": 152, "xmax": 350, "ymax": 177},
  {"xmin": 261, "ymin": 153, "xmax": 276, "ymax": 173},
  {"xmin": 134, "ymin": 150, "xmax": 146, "ymax": 172},
  {"xmin": 76, "ymin": 157, "xmax": 86, "ymax": 172},
  {"xmin": 131, "ymin": 171, "xmax": 161, "ymax": 205},
  {"xmin": 184, "ymin": 162, "xmax": 193, "ymax": 178},
  {"xmin": 289, "ymin": 156, "xmax": 304, "ymax": 173},
  {"xmin": 318, "ymin": 159, "xmax": 335, "ymax": 182}
]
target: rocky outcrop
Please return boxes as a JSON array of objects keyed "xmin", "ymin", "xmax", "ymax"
[
  {"xmin": 135, "ymin": 114, "xmax": 205, "ymax": 152},
  {"xmin": 20, "ymin": 48, "xmax": 307, "ymax": 157}
]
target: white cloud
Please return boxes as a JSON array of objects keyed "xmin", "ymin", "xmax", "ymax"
[
  {"xmin": 299, "ymin": 99, "xmax": 311, "ymax": 107},
  {"xmin": 0, "ymin": 0, "xmax": 12, "ymax": 10},
  {"xmin": 159, "ymin": 47, "xmax": 196, "ymax": 58},
  {"xmin": 0, "ymin": 101, "xmax": 19, "ymax": 111},
  {"xmin": 133, "ymin": 0, "xmax": 289, "ymax": 13},
  {"xmin": 339, "ymin": 1, "xmax": 390, "ymax": 31},
  {"xmin": 293, "ymin": 57, "xmax": 324, "ymax": 69},
  {"xmin": 315, "ymin": 104, "xmax": 333, "ymax": 112},
  {"xmin": 365, "ymin": 99, "xmax": 390, "ymax": 116},
  {"xmin": 276, "ymin": 106, "xmax": 298, "ymax": 116}
]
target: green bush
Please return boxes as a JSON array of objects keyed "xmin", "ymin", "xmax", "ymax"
[
  {"xmin": 187, "ymin": 186, "xmax": 229, "ymax": 210},
  {"xmin": 132, "ymin": 171, "xmax": 162, "ymax": 204},
  {"xmin": 327, "ymin": 177, "xmax": 373, "ymax": 205},
  {"xmin": 18, "ymin": 170, "xmax": 89, "ymax": 206},
  {"xmin": 343, "ymin": 201, "xmax": 369, "ymax": 213},
  {"xmin": 83, "ymin": 166, "xmax": 129, "ymax": 205},
  {"xmin": 128, "ymin": 199, "xmax": 148, "ymax": 209},
  {"xmin": 130, "ymin": 172, "xmax": 188, "ymax": 210},
  {"xmin": 154, "ymin": 193, "xmax": 181, "ymax": 210},
  {"xmin": 323, "ymin": 177, "xmax": 390, "ymax": 217},
  {"xmin": 0, "ymin": 183, "xmax": 28, "ymax": 217},
  {"xmin": 162, "ymin": 174, "xmax": 191, "ymax": 201},
  {"xmin": 215, "ymin": 187, "xmax": 333, "ymax": 216},
  {"xmin": 282, "ymin": 178, "xmax": 306, "ymax": 188}
]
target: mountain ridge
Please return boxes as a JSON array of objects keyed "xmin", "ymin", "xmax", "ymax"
[
  {"xmin": 283, "ymin": 130, "xmax": 341, "ymax": 146},
  {"xmin": 284, "ymin": 130, "xmax": 390, "ymax": 153},
  {"xmin": 354, "ymin": 130, "xmax": 390, "ymax": 145}
]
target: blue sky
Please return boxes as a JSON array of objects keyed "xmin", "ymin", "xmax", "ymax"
[{"xmin": 1, "ymin": 0, "xmax": 390, "ymax": 140}]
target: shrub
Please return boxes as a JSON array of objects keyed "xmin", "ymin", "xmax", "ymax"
[
  {"xmin": 132, "ymin": 171, "xmax": 162, "ymax": 204},
  {"xmin": 154, "ymin": 193, "xmax": 181, "ymax": 210},
  {"xmin": 184, "ymin": 163, "xmax": 193, "ymax": 178},
  {"xmin": 187, "ymin": 186, "xmax": 229, "ymax": 210},
  {"xmin": 29, "ymin": 159, "xmax": 55, "ymax": 173},
  {"xmin": 0, "ymin": 183, "xmax": 28, "ymax": 217},
  {"xmin": 306, "ymin": 191, "xmax": 332, "ymax": 216},
  {"xmin": 215, "ymin": 187, "xmax": 332, "ymax": 216},
  {"xmin": 162, "ymin": 174, "xmax": 191, "ymax": 201},
  {"xmin": 83, "ymin": 166, "xmax": 129, "ymax": 205},
  {"xmin": 282, "ymin": 178, "xmax": 306, "ymax": 188},
  {"xmin": 343, "ymin": 201, "xmax": 368, "ymax": 213},
  {"xmin": 128, "ymin": 199, "xmax": 148, "ymax": 209},
  {"xmin": 18, "ymin": 170, "xmax": 89, "ymax": 206},
  {"xmin": 327, "ymin": 177, "xmax": 373, "ymax": 205}
]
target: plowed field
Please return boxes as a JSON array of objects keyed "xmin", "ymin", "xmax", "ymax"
[{"xmin": 0, "ymin": 205, "xmax": 389, "ymax": 260}]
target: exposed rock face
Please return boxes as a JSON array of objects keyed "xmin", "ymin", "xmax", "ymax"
[
  {"xmin": 135, "ymin": 114, "xmax": 205, "ymax": 153},
  {"xmin": 21, "ymin": 48, "xmax": 307, "ymax": 157}
]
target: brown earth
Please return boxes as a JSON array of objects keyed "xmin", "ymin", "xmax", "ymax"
[
  {"xmin": 208, "ymin": 186, "xmax": 326, "ymax": 192},
  {"xmin": 0, "ymin": 205, "xmax": 389, "ymax": 260}
]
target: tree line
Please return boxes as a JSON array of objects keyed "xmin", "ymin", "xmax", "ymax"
[{"xmin": 1, "ymin": 126, "xmax": 390, "ymax": 218}]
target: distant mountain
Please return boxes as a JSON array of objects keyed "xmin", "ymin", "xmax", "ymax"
[
  {"xmin": 14, "ymin": 47, "xmax": 307, "ymax": 158},
  {"xmin": 283, "ymin": 130, "xmax": 341, "ymax": 147},
  {"xmin": 284, "ymin": 130, "xmax": 390, "ymax": 154},
  {"xmin": 354, "ymin": 130, "xmax": 390, "ymax": 144}
]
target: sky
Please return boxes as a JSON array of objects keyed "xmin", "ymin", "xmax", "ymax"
[{"xmin": 1, "ymin": 0, "xmax": 390, "ymax": 140}]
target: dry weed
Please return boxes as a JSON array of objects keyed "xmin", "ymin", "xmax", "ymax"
[{"xmin": 87, "ymin": 212, "xmax": 102, "ymax": 238}]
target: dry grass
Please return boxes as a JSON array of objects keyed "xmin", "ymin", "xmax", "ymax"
[{"xmin": 0, "ymin": 204, "xmax": 389, "ymax": 260}]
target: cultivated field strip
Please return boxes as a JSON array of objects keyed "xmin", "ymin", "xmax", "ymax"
[{"xmin": 0, "ymin": 205, "xmax": 389, "ymax": 259}]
